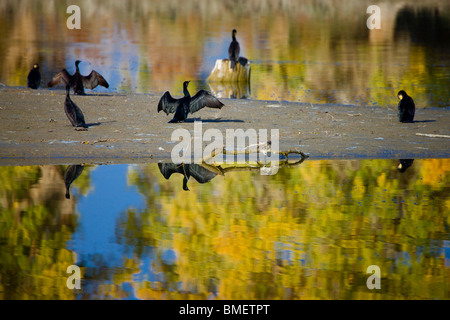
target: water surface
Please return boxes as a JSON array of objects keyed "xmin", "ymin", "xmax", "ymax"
[
  {"xmin": 0, "ymin": 159, "xmax": 448, "ymax": 300},
  {"xmin": 0, "ymin": 0, "xmax": 449, "ymax": 107}
]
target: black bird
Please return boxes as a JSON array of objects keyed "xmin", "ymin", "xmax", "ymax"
[
  {"xmin": 27, "ymin": 64, "xmax": 41, "ymax": 89},
  {"xmin": 397, "ymin": 159, "xmax": 414, "ymax": 173},
  {"xmin": 158, "ymin": 163, "xmax": 217, "ymax": 191},
  {"xmin": 64, "ymin": 85, "xmax": 88, "ymax": 129},
  {"xmin": 228, "ymin": 29, "xmax": 240, "ymax": 69},
  {"xmin": 64, "ymin": 164, "xmax": 85, "ymax": 199},
  {"xmin": 397, "ymin": 90, "xmax": 415, "ymax": 123},
  {"xmin": 48, "ymin": 60, "xmax": 109, "ymax": 95},
  {"xmin": 158, "ymin": 81, "xmax": 224, "ymax": 123}
]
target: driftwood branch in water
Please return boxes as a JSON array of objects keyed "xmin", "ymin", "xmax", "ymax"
[
  {"xmin": 202, "ymin": 140, "xmax": 272, "ymax": 164},
  {"xmin": 199, "ymin": 141, "xmax": 308, "ymax": 174},
  {"xmin": 416, "ymin": 133, "xmax": 450, "ymax": 139}
]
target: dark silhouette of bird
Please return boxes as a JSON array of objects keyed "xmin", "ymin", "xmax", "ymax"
[
  {"xmin": 158, "ymin": 163, "xmax": 217, "ymax": 191},
  {"xmin": 228, "ymin": 29, "xmax": 240, "ymax": 69},
  {"xmin": 397, "ymin": 90, "xmax": 415, "ymax": 123},
  {"xmin": 157, "ymin": 81, "xmax": 224, "ymax": 123},
  {"xmin": 48, "ymin": 60, "xmax": 109, "ymax": 95},
  {"xmin": 64, "ymin": 85, "xmax": 88, "ymax": 129},
  {"xmin": 397, "ymin": 159, "xmax": 414, "ymax": 173},
  {"xmin": 64, "ymin": 164, "xmax": 85, "ymax": 199},
  {"xmin": 27, "ymin": 64, "xmax": 41, "ymax": 89}
]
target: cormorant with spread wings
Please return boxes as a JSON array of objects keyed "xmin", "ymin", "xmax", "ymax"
[
  {"xmin": 157, "ymin": 81, "xmax": 224, "ymax": 123},
  {"xmin": 48, "ymin": 60, "xmax": 109, "ymax": 95}
]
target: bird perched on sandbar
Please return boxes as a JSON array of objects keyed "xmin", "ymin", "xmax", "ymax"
[
  {"xmin": 48, "ymin": 60, "xmax": 109, "ymax": 95},
  {"xmin": 157, "ymin": 81, "xmax": 224, "ymax": 123},
  {"xmin": 64, "ymin": 85, "xmax": 88, "ymax": 130},
  {"xmin": 27, "ymin": 64, "xmax": 41, "ymax": 89},
  {"xmin": 228, "ymin": 29, "xmax": 240, "ymax": 69},
  {"xmin": 397, "ymin": 90, "xmax": 415, "ymax": 123}
]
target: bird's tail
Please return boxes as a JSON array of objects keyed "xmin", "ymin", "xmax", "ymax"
[{"xmin": 230, "ymin": 60, "xmax": 236, "ymax": 69}]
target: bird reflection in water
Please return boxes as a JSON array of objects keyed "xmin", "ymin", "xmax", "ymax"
[
  {"xmin": 158, "ymin": 163, "xmax": 217, "ymax": 191},
  {"xmin": 64, "ymin": 164, "xmax": 85, "ymax": 199},
  {"xmin": 397, "ymin": 159, "xmax": 414, "ymax": 173}
]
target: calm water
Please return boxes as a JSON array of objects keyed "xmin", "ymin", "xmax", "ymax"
[
  {"xmin": 0, "ymin": 159, "xmax": 449, "ymax": 300},
  {"xmin": 0, "ymin": 0, "xmax": 449, "ymax": 107}
]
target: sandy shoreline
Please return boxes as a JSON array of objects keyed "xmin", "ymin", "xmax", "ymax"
[{"xmin": 0, "ymin": 87, "xmax": 449, "ymax": 166}]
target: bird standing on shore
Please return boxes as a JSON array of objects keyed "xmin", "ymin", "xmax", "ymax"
[
  {"xmin": 48, "ymin": 60, "xmax": 109, "ymax": 95},
  {"xmin": 157, "ymin": 81, "xmax": 224, "ymax": 123},
  {"xmin": 397, "ymin": 90, "xmax": 415, "ymax": 123},
  {"xmin": 64, "ymin": 85, "xmax": 88, "ymax": 130},
  {"xmin": 27, "ymin": 64, "xmax": 41, "ymax": 89},
  {"xmin": 228, "ymin": 29, "xmax": 240, "ymax": 69}
]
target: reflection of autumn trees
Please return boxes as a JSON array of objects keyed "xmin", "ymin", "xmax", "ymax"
[
  {"xmin": 0, "ymin": 160, "xmax": 448, "ymax": 299},
  {"xmin": 97, "ymin": 159, "xmax": 449, "ymax": 300},
  {"xmin": 1, "ymin": 0, "xmax": 448, "ymax": 107},
  {"xmin": 0, "ymin": 165, "xmax": 92, "ymax": 299}
]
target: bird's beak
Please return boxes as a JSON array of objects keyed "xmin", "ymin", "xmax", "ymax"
[
  {"xmin": 398, "ymin": 95, "xmax": 403, "ymax": 100},
  {"xmin": 397, "ymin": 164, "xmax": 402, "ymax": 170},
  {"xmin": 34, "ymin": 64, "xmax": 38, "ymax": 68}
]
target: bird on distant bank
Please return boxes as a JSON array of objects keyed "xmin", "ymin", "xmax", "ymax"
[
  {"xmin": 64, "ymin": 85, "xmax": 88, "ymax": 130},
  {"xmin": 397, "ymin": 90, "xmax": 415, "ymax": 123},
  {"xmin": 48, "ymin": 60, "xmax": 109, "ymax": 95},
  {"xmin": 158, "ymin": 163, "xmax": 217, "ymax": 191},
  {"xmin": 64, "ymin": 164, "xmax": 85, "ymax": 199},
  {"xmin": 157, "ymin": 81, "xmax": 224, "ymax": 123},
  {"xmin": 27, "ymin": 64, "xmax": 41, "ymax": 89},
  {"xmin": 228, "ymin": 29, "xmax": 240, "ymax": 69}
]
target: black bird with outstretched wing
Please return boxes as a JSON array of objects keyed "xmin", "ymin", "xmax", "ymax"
[
  {"xmin": 48, "ymin": 60, "xmax": 109, "ymax": 95},
  {"xmin": 64, "ymin": 85, "xmax": 88, "ymax": 129},
  {"xmin": 157, "ymin": 81, "xmax": 224, "ymax": 123}
]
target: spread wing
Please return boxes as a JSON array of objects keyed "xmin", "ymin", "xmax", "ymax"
[
  {"xmin": 158, "ymin": 91, "xmax": 181, "ymax": 115},
  {"xmin": 48, "ymin": 69, "xmax": 71, "ymax": 87},
  {"xmin": 189, "ymin": 90, "xmax": 224, "ymax": 114},
  {"xmin": 187, "ymin": 164, "xmax": 217, "ymax": 184},
  {"xmin": 158, "ymin": 163, "xmax": 187, "ymax": 179},
  {"xmin": 158, "ymin": 163, "xmax": 191, "ymax": 191},
  {"xmin": 82, "ymin": 70, "xmax": 109, "ymax": 89}
]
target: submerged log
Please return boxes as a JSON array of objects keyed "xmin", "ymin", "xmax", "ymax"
[{"xmin": 207, "ymin": 57, "xmax": 251, "ymax": 83}]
